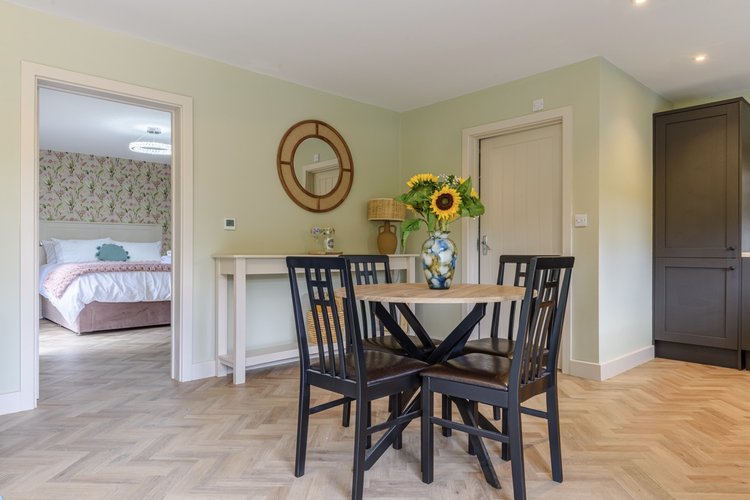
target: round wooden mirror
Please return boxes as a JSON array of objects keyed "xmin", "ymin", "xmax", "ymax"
[{"xmin": 277, "ymin": 120, "xmax": 353, "ymax": 212}]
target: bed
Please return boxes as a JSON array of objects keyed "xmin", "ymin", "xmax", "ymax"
[{"xmin": 39, "ymin": 221, "xmax": 172, "ymax": 334}]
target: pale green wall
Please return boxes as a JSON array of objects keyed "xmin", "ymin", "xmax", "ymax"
[
  {"xmin": 597, "ymin": 60, "xmax": 671, "ymax": 363},
  {"xmin": 400, "ymin": 58, "xmax": 672, "ymax": 367},
  {"xmin": 400, "ymin": 58, "xmax": 603, "ymax": 361},
  {"xmin": 0, "ymin": 2, "xmax": 401, "ymax": 394}
]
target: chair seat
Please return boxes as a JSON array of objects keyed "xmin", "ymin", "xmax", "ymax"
[
  {"xmin": 461, "ymin": 337, "xmax": 515, "ymax": 357},
  {"xmin": 421, "ymin": 353, "xmax": 513, "ymax": 391},
  {"xmin": 312, "ymin": 350, "xmax": 428, "ymax": 385},
  {"xmin": 364, "ymin": 335, "xmax": 441, "ymax": 354},
  {"xmin": 363, "ymin": 335, "xmax": 410, "ymax": 354}
]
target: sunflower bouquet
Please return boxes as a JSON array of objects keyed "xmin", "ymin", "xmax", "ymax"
[{"xmin": 395, "ymin": 173, "xmax": 485, "ymax": 249}]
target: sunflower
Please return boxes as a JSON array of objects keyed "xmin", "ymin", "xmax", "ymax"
[
  {"xmin": 470, "ymin": 188, "xmax": 478, "ymax": 198},
  {"xmin": 407, "ymin": 173, "xmax": 438, "ymax": 188},
  {"xmin": 430, "ymin": 186, "xmax": 461, "ymax": 220}
]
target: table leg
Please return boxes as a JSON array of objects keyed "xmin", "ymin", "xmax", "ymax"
[
  {"xmin": 233, "ymin": 258, "xmax": 246, "ymax": 384},
  {"xmin": 373, "ymin": 302, "xmax": 425, "ymax": 359},
  {"xmin": 454, "ymin": 398, "xmax": 501, "ymax": 489},
  {"xmin": 215, "ymin": 266, "xmax": 228, "ymax": 377},
  {"xmin": 426, "ymin": 303, "xmax": 487, "ymax": 364},
  {"xmin": 395, "ymin": 303, "xmax": 434, "ymax": 349},
  {"xmin": 363, "ymin": 389, "xmax": 421, "ymax": 470}
]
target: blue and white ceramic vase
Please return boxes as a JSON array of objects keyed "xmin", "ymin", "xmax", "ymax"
[{"xmin": 420, "ymin": 231, "xmax": 457, "ymax": 289}]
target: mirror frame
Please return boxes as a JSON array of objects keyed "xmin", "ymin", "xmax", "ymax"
[{"xmin": 277, "ymin": 119, "xmax": 353, "ymax": 212}]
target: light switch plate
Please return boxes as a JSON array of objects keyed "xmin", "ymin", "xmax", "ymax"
[
  {"xmin": 574, "ymin": 214, "xmax": 588, "ymax": 227},
  {"xmin": 224, "ymin": 217, "xmax": 236, "ymax": 230}
]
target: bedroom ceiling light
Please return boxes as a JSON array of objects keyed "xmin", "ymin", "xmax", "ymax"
[
  {"xmin": 129, "ymin": 127, "xmax": 172, "ymax": 155},
  {"xmin": 694, "ymin": 54, "xmax": 708, "ymax": 63}
]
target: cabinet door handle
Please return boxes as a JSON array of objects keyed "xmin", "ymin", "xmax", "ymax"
[
  {"xmin": 728, "ymin": 266, "xmax": 736, "ymax": 271},
  {"xmin": 727, "ymin": 246, "xmax": 736, "ymax": 251}
]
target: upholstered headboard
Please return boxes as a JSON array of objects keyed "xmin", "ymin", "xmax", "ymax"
[{"xmin": 39, "ymin": 221, "xmax": 162, "ymax": 265}]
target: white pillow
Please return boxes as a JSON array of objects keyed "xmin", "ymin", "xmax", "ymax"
[
  {"xmin": 40, "ymin": 240, "xmax": 58, "ymax": 265},
  {"xmin": 52, "ymin": 238, "xmax": 113, "ymax": 263},
  {"xmin": 113, "ymin": 240, "xmax": 162, "ymax": 261}
]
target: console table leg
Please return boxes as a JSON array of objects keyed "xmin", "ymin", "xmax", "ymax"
[{"xmin": 233, "ymin": 258, "xmax": 247, "ymax": 384}]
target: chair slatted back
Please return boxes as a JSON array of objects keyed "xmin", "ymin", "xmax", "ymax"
[
  {"xmin": 490, "ymin": 255, "xmax": 534, "ymax": 340},
  {"xmin": 287, "ymin": 256, "xmax": 363, "ymax": 382},
  {"xmin": 344, "ymin": 255, "xmax": 395, "ymax": 340},
  {"xmin": 511, "ymin": 256, "xmax": 574, "ymax": 387}
]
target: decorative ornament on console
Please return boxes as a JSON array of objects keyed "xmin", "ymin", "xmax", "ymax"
[
  {"xmin": 310, "ymin": 226, "xmax": 338, "ymax": 254},
  {"xmin": 396, "ymin": 173, "xmax": 485, "ymax": 289}
]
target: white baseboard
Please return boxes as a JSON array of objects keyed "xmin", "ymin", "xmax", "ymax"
[
  {"xmin": 187, "ymin": 361, "xmax": 217, "ymax": 381},
  {"xmin": 601, "ymin": 345, "xmax": 654, "ymax": 380},
  {"xmin": 189, "ymin": 358, "xmax": 297, "ymax": 383},
  {"xmin": 568, "ymin": 345, "xmax": 654, "ymax": 381},
  {"xmin": 567, "ymin": 358, "xmax": 602, "ymax": 380},
  {"xmin": 0, "ymin": 390, "xmax": 35, "ymax": 416}
]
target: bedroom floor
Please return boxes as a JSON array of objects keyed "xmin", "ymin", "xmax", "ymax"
[{"xmin": 0, "ymin": 322, "xmax": 749, "ymax": 499}]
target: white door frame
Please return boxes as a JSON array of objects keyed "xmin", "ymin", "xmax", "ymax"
[
  {"xmin": 19, "ymin": 62, "xmax": 194, "ymax": 411},
  {"xmin": 461, "ymin": 107, "xmax": 573, "ymax": 373}
]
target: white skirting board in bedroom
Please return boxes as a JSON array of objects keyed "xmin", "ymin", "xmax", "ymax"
[{"xmin": 0, "ymin": 391, "xmax": 31, "ymax": 416}]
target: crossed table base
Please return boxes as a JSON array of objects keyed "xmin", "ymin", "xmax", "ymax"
[{"xmin": 339, "ymin": 282, "xmax": 526, "ymax": 488}]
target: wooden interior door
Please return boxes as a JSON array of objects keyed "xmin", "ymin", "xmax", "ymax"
[{"xmin": 477, "ymin": 123, "xmax": 562, "ymax": 335}]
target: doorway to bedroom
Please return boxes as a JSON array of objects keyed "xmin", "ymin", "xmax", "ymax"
[
  {"xmin": 19, "ymin": 62, "xmax": 195, "ymax": 413},
  {"xmin": 37, "ymin": 87, "xmax": 175, "ymax": 396}
]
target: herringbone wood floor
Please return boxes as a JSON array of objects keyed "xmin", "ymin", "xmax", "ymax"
[{"xmin": 1, "ymin": 322, "xmax": 750, "ymax": 499}]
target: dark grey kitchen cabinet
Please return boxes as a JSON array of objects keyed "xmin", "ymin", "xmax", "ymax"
[{"xmin": 653, "ymin": 98, "xmax": 750, "ymax": 368}]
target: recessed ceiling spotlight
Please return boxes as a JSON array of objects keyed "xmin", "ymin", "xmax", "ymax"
[
  {"xmin": 632, "ymin": 0, "xmax": 647, "ymax": 5},
  {"xmin": 694, "ymin": 54, "xmax": 708, "ymax": 63}
]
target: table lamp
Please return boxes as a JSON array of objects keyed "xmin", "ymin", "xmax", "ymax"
[{"xmin": 367, "ymin": 198, "xmax": 406, "ymax": 254}]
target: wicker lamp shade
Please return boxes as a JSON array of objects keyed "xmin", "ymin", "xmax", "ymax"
[
  {"xmin": 367, "ymin": 198, "xmax": 406, "ymax": 221},
  {"xmin": 367, "ymin": 198, "xmax": 405, "ymax": 254}
]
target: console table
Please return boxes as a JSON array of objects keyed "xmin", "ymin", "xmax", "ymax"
[{"xmin": 214, "ymin": 254, "xmax": 419, "ymax": 384}]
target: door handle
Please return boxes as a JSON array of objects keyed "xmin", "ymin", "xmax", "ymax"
[
  {"xmin": 727, "ymin": 246, "xmax": 736, "ymax": 251},
  {"xmin": 481, "ymin": 235, "xmax": 491, "ymax": 256},
  {"xmin": 728, "ymin": 266, "xmax": 736, "ymax": 271}
]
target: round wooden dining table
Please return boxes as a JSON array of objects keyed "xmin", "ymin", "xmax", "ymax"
[{"xmin": 340, "ymin": 282, "xmax": 526, "ymax": 363}]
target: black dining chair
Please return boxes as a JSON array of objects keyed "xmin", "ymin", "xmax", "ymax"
[
  {"xmin": 462, "ymin": 255, "xmax": 535, "ymax": 422},
  {"xmin": 420, "ymin": 256, "xmax": 574, "ymax": 499},
  {"xmin": 462, "ymin": 255, "xmax": 535, "ymax": 358},
  {"xmin": 342, "ymin": 254, "xmax": 408, "ymax": 446},
  {"xmin": 345, "ymin": 255, "xmax": 434, "ymax": 352},
  {"xmin": 344, "ymin": 254, "xmax": 408, "ymax": 355},
  {"xmin": 435, "ymin": 255, "xmax": 534, "ymax": 435},
  {"xmin": 287, "ymin": 256, "xmax": 426, "ymax": 500},
  {"xmin": 345, "ymin": 254, "xmax": 446, "ymax": 445}
]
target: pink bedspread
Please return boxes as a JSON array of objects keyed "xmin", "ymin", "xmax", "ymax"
[{"xmin": 44, "ymin": 262, "xmax": 171, "ymax": 299}]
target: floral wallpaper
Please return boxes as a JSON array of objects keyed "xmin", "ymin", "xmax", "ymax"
[{"xmin": 39, "ymin": 150, "xmax": 171, "ymax": 250}]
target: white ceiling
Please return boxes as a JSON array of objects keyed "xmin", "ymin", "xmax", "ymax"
[
  {"xmin": 11, "ymin": 0, "xmax": 750, "ymax": 112},
  {"xmin": 19, "ymin": 0, "xmax": 750, "ymax": 159},
  {"xmin": 39, "ymin": 87, "xmax": 172, "ymax": 164}
]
